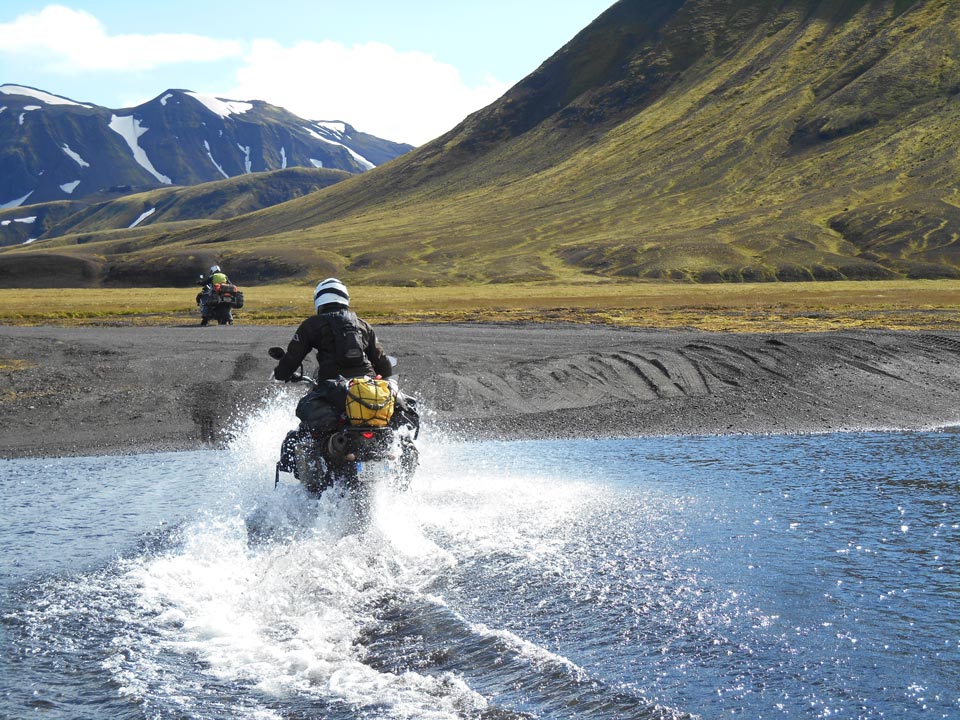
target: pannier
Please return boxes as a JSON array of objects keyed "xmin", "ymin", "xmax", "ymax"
[
  {"xmin": 296, "ymin": 378, "xmax": 348, "ymax": 431},
  {"xmin": 212, "ymin": 282, "xmax": 244, "ymax": 309}
]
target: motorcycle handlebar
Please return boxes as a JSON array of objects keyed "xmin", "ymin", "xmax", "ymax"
[
  {"xmin": 268, "ymin": 346, "xmax": 316, "ymax": 386},
  {"xmin": 288, "ymin": 372, "xmax": 317, "ymax": 387}
]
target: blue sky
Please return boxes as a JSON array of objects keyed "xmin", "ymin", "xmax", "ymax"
[{"xmin": 0, "ymin": 1, "xmax": 615, "ymax": 145}]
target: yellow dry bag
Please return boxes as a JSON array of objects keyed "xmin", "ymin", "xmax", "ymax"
[{"xmin": 345, "ymin": 376, "xmax": 395, "ymax": 427}]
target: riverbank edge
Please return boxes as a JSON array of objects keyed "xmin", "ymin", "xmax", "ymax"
[{"xmin": 2, "ymin": 324, "xmax": 960, "ymax": 459}]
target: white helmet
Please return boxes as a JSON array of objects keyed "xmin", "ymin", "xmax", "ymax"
[
  {"xmin": 314, "ymin": 277, "xmax": 350, "ymax": 310},
  {"xmin": 209, "ymin": 265, "xmax": 221, "ymax": 275}
]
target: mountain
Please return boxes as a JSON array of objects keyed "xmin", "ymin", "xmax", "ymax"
[
  {"xmin": 3, "ymin": 0, "xmax": 960, "ymax": 287},
  {"xmin": 0, "ymin": 166, "xmax": 352, "ymax": 252},
  {"xmin": 0, "ymin": 85, "xmax": 414, "ymax": 208}
]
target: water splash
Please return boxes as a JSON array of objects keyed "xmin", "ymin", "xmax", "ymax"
[
  {"xmin": 86, "ymin": 403, "xmax": 681, "ymax": 718},
  {"xmin": 224, "ymin": 384, "xmax": 297, "ymax": 483}
]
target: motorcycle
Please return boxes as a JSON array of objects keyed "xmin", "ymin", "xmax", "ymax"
[
  {"xmin": 197, "ymin": 277, "xmax": 244, "ymax": 326},
  {"xmin": 268, "ymin": 347, "xmax": 420, "ymax": 511}
]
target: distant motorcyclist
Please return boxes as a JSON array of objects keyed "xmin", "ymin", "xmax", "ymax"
[
  {"xmin": 196, "ymin": 264, "xmax": 236, "ymax": 326},
  {"xmin": 272, "ymin": 278, "xmax": 392, "ymax": 381}
]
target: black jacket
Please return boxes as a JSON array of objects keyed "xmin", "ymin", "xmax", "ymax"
[{"xmin": 273, "ymin": 309, "xmax": 392, "ymax": 381}]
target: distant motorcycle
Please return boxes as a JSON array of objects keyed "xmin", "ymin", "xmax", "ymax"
[
  {"xmin": 268, "ymin": 347, "xmax": 420, "ymax": 514},
  {"xmin": 197, "ymin": 278, "xmax": 244, "ymax": 326}
]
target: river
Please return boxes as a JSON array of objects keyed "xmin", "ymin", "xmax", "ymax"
[{"xmin": 1, "ymin": 401, "xmax": 957, "ymax": 719}]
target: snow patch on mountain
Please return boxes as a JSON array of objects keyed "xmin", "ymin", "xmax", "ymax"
[
  {"xmin": 1, "ymin": 191, "xmax": 33, "ymax": 209},
  {"xmin": 237, "ymin": 144, "xmax": 252, "ymax": 173},
  {"xmin": 341, "ymin": 145, "xmax": 374, "ymax": 170},
  {"xmin": 0, "ymin": 85, "xmax": 93, "ymax": 108},
  {"xmin": 310, "ymin": 159, "xmax": 323, "ymax": 168},
  {"xmin": 302, "ymin": 124, "xmax": 375, "ymax": 170},
  {"xmin": 280, "ymin": 146, "xmax": 287, "ymax": 169},
  {"xmin": 186, "ymin": 92, "xmax": 253, "ymax": 119},
  {"xmin": 316, "ymin": 121, "xmax": 347, "ymax": 137},
  {"xmin": 129, "ymin": 207, "xmax": 156, "ymax": 228},
  {"xmin": 160, "ymin": 93, "xmax": 174, "ymax": 106},
  {"xmin": 19, "ymin": 106, "xmax": 41, "ymax": 125},
  {"xmin": 1, "ymin": 216, "xmax": 36, "ymax": 225},
  {"xmin": 61, "ymin": 143, "xmax": 90, "ymax": 168},
  {"xmin": 60, "ymin": 181, "xmax": 81, "ymax": 194},
  {"xmin": 108, "ymin": 114, "xmax": 172, "ymax": 184},
  {"xmin": 203, "ymin": 140, "xmax": 229, "ymax": 179}
]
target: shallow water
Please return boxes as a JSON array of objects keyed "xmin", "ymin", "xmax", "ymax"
[{"xmin": 1, "ymin": 406, "xmax": 958, "ymax": 719}]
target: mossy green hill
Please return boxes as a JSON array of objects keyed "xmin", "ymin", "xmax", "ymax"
[{"xmin": 3, "ymin": 0, "xmax": 960, "ymax": 287}]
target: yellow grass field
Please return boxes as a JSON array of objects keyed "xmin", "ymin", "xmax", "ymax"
[{"xmin": 1, "ymin": 280, "xmax": 958, "ymax": 332}]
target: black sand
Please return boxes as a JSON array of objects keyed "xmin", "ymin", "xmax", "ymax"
[{"xmin": 2, "ymin": 324, "xmax": 959, "ymax": 458}]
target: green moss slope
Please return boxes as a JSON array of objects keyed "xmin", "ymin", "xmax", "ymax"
[{"xmin": 4, "ymin": 0, "xmax": 959, "ymax": 287}]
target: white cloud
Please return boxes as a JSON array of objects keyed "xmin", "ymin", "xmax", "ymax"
[
  {"xmin": 0, "ymin": 5, "xmax": 509, "ymax": 146},
  {"xmin": 0, "ymin": 5, "xmax": 242, "ymax": 72},
  {"xmin": 226, "ymin": 39, "xmax": 509, "ymax": 146}
]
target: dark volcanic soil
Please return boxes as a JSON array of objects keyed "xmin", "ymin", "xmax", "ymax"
[{"xmin": 2, "ymin": 323, "xmax": 960, "ymax": 458}]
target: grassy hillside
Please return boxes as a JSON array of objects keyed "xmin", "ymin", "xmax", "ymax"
[
  {"xmin": 2, "ymin": 279, "xmax": 957, "ymax": 332},
  {"xmin": 0, "ymin": 200, "xmax": 85, "ymax": 248},
  {"xmin": 46, "ymin": 166, "xmax": 352, "ymax": 235},
  {"xmin": 3, "ymin": 0, "xmax": 960, "ymax": 287}
]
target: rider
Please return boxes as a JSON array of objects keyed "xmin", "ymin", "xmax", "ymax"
[
  {"xmin": 197, "ymin": 264, "xmax": 232, "ymax": 326},
  {"xmin": 198, "ymin": 264, "xmax": 230, "ymax": 286},
  {"xmin": 272, "ymin": 277, "xmax": 393, "ymax": 382},
  {"xmin": 273, "ymin": 278, "xmax": 418, "ymax": 493}
]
